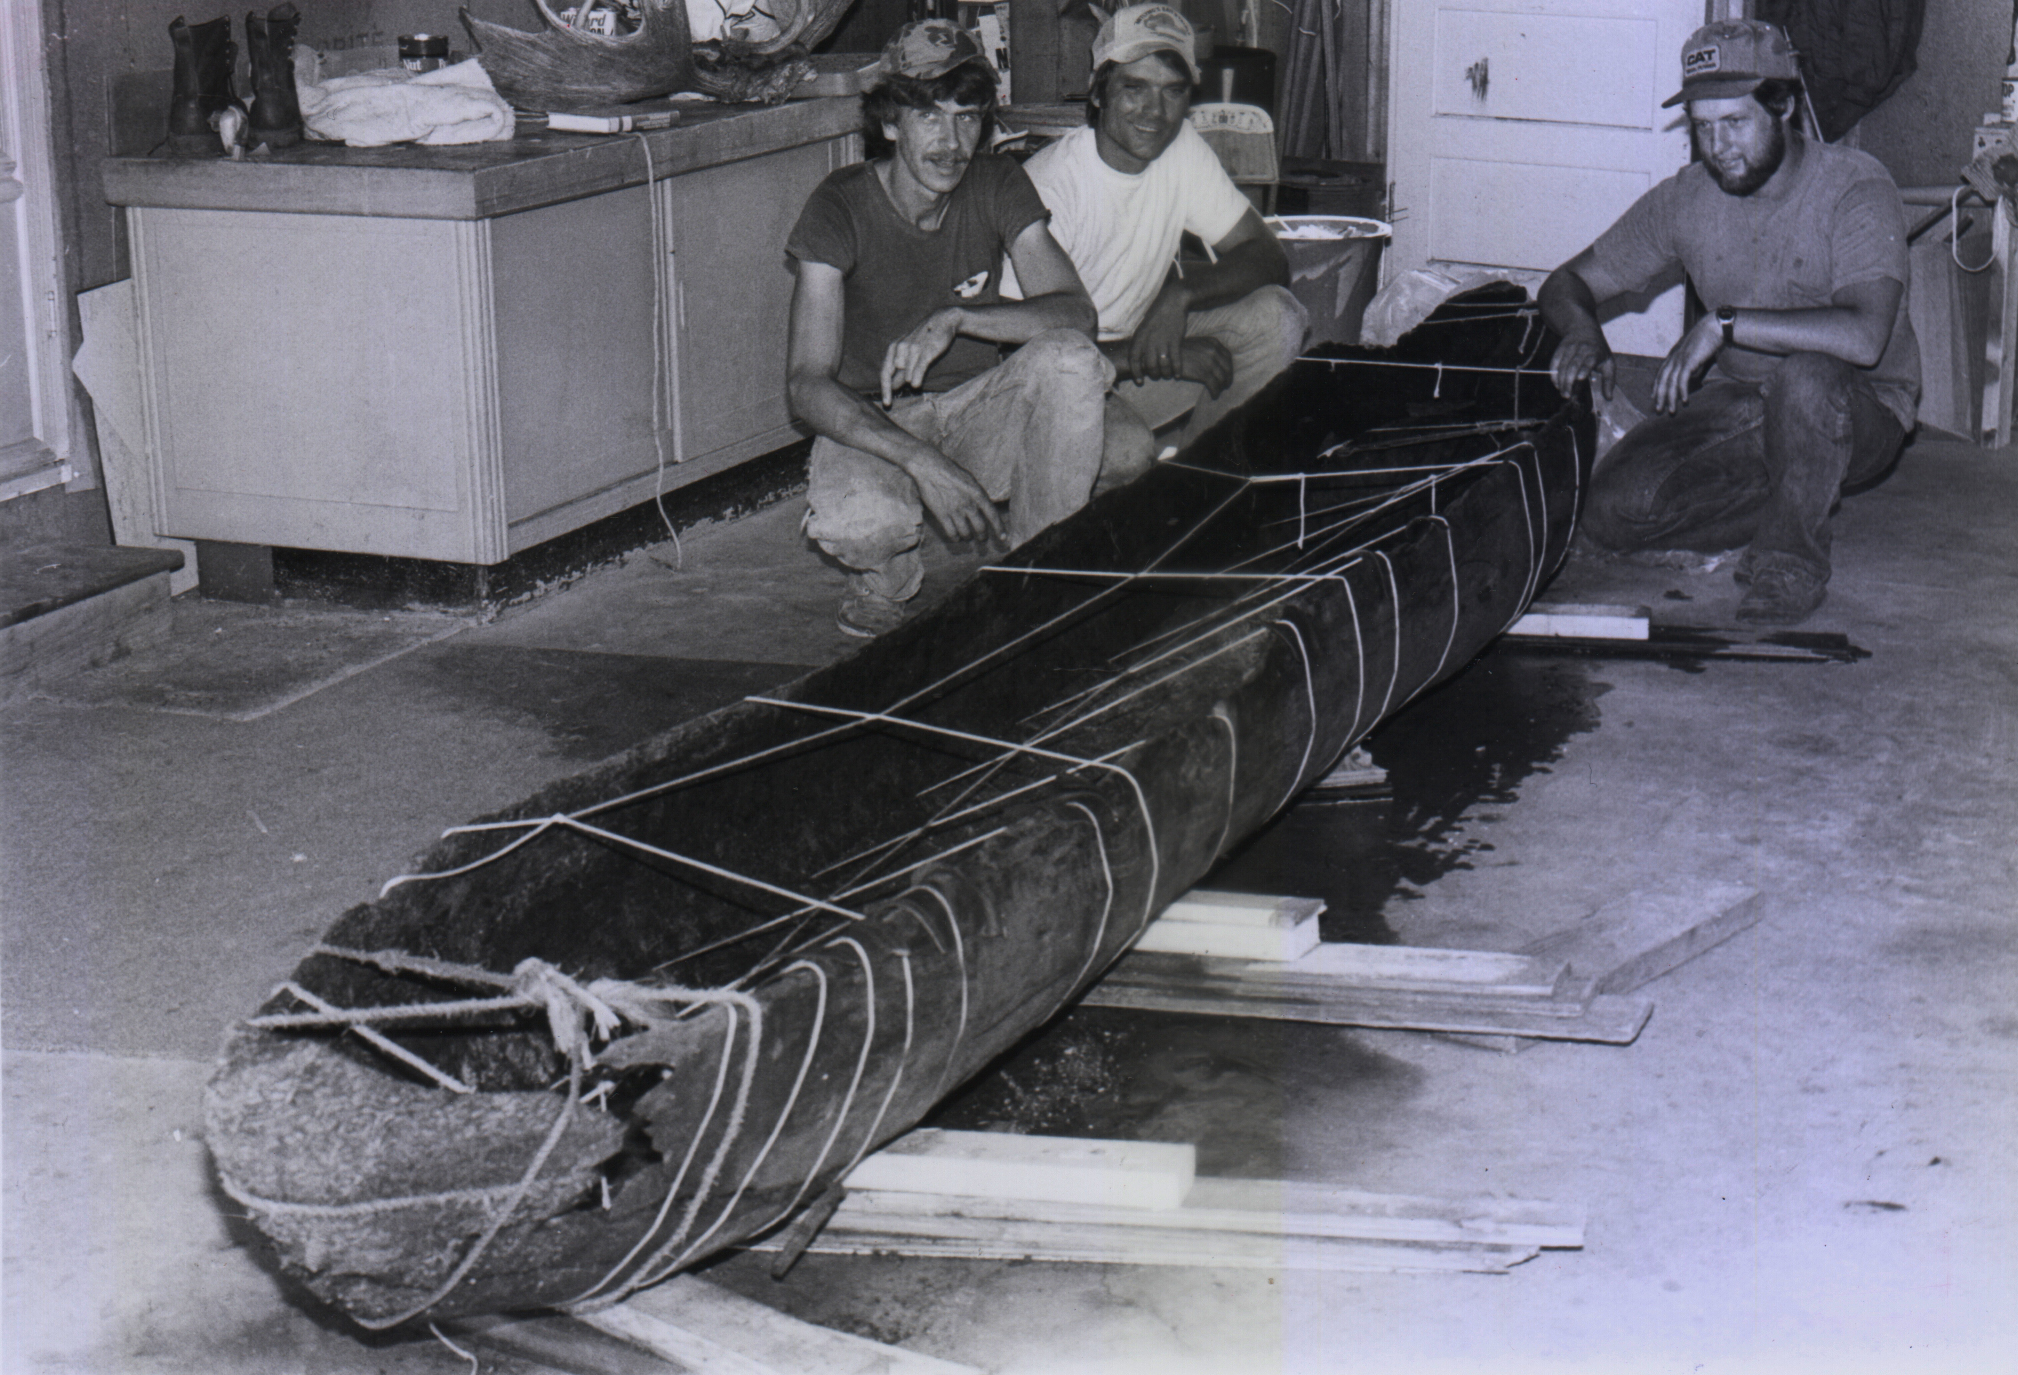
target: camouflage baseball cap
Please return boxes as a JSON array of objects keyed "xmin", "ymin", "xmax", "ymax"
[
  {"xmin": 876, "ymin": 19, "xmax": 993, "ymax": 81},
  {"xmin": 1661, "ymin": 19, "xmax": 1801, "ymax": 108},
  {"xmin": 1091, "ymin": 4, "xmax": 1201, "ymax": 85}
]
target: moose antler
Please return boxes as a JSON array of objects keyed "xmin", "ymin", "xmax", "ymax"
[{"xmin": 463, "ymin": 0, "xmax": 861, "ymax": 109}]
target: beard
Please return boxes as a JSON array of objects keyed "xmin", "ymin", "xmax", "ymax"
[{"xmin": 1705, "ymin": 118, "xmax": 1788, "ymax": 196}]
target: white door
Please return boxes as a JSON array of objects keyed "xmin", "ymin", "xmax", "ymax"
[
  {"xmin": 1, "ymin": 0, "xmax": 75, "ymax": 497},
  {"xmin": 1387, "ymin": 0, "xmax": 1706, "ymax": 358}
]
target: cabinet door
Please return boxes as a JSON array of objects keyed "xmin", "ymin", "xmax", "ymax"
[
  {"xmin": 662, "ymin": 139, "xmax": 854, "ymax": 464},
  {"xmin": 1388, "ymin": 0, "xmax": 1701, "ymax": 357}
]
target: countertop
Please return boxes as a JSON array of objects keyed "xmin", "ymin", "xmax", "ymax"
[{"xmin": 101, "ymin": 96, "xmax": 862, "ymax": 220}]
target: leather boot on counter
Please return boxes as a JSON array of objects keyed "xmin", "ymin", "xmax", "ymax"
[
  {"xmin": 245, "ymin": 3, "xmax": 302, "ymax": 149},
  {"xmin": 166, "ymin": 15, "xmax": 243, "ymax": 156}
]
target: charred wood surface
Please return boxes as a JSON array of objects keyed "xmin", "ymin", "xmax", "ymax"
[{"xmin": 204, "ymin": 287, "xmax": 1594, "ymax": 1325}]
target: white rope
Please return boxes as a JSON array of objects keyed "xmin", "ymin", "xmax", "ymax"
[
  {"xmin": 1499, "ymin": 448, "xmax": 1545, "ymax": 621},
  {"xmin": 219, "ymin": 1173, "xmax": 543, "ymax": 1219},
  {"xmin": 1268, "ymin": 616, "xmax": 1321, "ymax": 815},
  {"xmin": 915, "ymin": 884, "xmax": 971, "ymax": 1102},
  {"xmin": 744, "ymin": 699, "xmax": 1164, "ymax": 933},
  {"xmin": 1061, "ymin": 801, "xmax": 1119, "ymax": 996},
  {"xmin": 351, "ymin": 1058, "xmax": 585, "ymax": 1330},
  {"xmin": 569, "ymin": 993, "xmax": 757, "ymax": 1305},
  {"xmin": 429, "ymin": 1323, "xmax": 480, "ymax": 1374},
  {"xmin": 837, "ymin": 946, "xmax": 915, "ymax": 1179},
  {"xmin": 1025, "ymin": 629, "xmax": 1270, "ymax": 752},
  {"xmin": 272, "ymin": 981, "xmax": 475, "ymax": 1094},
  {"xmin": 1425, "ymin": 516, "xmax": 1461, "ymax": 691},
  {"xmin": 660, "ymin": 826, "xmax": 1009, "ymax": 979},
  {"xmin": 635, "ymin": 131, "xmax": 683, "ymax": 565},
  {"xmin": 1299, "ymin": 355, "xmax": 1552, "ymax": 378},
  {"xmin": 378, "ymin": 816, "xmax": 567, "ymax": 898},
  {"xmin": 645, "ymin": 958, "xmax": 831, "ymax": 1280},
  {"xmin": 409, "ymin": 812, "xmax": 869, "ymax": 927},
  {"xmin": 1565, "ymin": 424, "xmax": 1586, "ymax": 546},
  {"xmin": 1208, "ymin": 705, "xmax": 1239, "ymax": 860},
  {"xmin": 763, "ymin": 935, "xmax": 878, "ymax": 1229},
  {"xmin": 1372, "ymin": 550, "xmax": 1403, "ymax": 723},
  {"xmin": 1337, "ymin": 568, "xmax": 1367, "ymax": 747}
]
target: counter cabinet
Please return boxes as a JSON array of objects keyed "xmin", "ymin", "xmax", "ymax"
[{"xmin": 104, "ymin": 100, "xmax": 862, "ymax": 564}]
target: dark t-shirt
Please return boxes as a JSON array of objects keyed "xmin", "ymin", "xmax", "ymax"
[
  {"xmin": 785, "ymin": 154, "xmax": 1048, "ymax": 395},
  {"xmin": 1591, "ymin": 140, "xmax": 1920, "ymax": 430}
]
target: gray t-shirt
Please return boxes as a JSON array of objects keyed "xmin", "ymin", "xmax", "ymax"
[
  {"xmin": 1592, "ymin": 140, "xmax": 1920, "ymax": 430},
  {"xmin": 786, "ymin": 156, "xmax": 1047, "ymax": 396}
]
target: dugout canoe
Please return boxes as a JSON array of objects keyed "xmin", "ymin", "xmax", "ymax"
[{"xmin": 204, "ymin": 284, "xmax": 1591, "ymax": 1327}]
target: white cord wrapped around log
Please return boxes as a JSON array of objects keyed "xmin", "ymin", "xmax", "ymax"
[{"xmin": 250, "ymin": 946, "xmax": 743, "ymax": 1075}]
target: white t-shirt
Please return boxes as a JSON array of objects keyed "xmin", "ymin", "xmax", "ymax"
[{"xmin": 1007, "ymin": 123, "xmax": 1253, "ymax": 341}]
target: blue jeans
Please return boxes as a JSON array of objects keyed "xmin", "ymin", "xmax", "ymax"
[{"xmin": 1582, "ymin": 352, "xmax": 1905, "ymax": 583}]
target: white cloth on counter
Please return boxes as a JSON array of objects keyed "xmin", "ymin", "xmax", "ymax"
[{"xmin": 299, "ymin": 58, "xmax": 514, "ymax": 147}]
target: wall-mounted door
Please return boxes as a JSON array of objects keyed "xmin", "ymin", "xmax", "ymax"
[{"xmin": 1388, "ymin": 0, "xmax": 1706, "ymax": 358}]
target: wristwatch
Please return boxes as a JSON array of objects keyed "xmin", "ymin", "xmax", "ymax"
[{"xmin": 1717, "ymin": 305, "xmax": 1737, "ymax": 346}]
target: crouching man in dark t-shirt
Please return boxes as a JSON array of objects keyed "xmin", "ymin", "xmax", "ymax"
[{"xmin": 786, "ymin": 20, "xmax": 1109, "ymax": 638}]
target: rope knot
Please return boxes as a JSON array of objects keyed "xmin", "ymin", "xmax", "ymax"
[{"xmin": 511, "ymin": 959, "xmax": 623, "ymax": 1066}]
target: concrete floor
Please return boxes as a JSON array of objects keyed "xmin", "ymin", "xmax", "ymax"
[{"xmin": 3, "ymin": 433, "xmax": 2014, "ymax": 1374}]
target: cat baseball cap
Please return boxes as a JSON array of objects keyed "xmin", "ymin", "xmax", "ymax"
[
  {"xmin": 877, "ymin": 19, "xmax": 992, "ymax": 81},
  {"xmin": 1091, "ymin": 4, "xmax": 1201, "ymax": 85},
  {"xmin": 1662, "ymin": 19, "xmax": 1801, "ymax": 107}
]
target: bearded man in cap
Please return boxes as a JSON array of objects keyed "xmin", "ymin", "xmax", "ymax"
[
  {"xmin": 1009, "ymin": 2, "xmax": 1306, "ymax": 478},
  {"xmin": 1540, "ymin": 18, "xmax": 1919, "ymax": 626},
  {"xmin": 787, "ymin": 20, "xmax": 1106, "ymax": 637}
]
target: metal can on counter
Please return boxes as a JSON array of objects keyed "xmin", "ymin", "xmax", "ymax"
[{"xmin": 399, "ymin": 34, "xmax": 449, "ymax": 73}]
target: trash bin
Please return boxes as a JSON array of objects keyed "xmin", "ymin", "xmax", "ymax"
[{"xmin": 1267, "ymin": 215, "xmax": 1390, "ymax": 348}]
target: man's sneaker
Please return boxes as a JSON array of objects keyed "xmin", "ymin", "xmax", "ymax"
[
  {"xmin": 838, "ymin": 587, "xmax": 908, "ymax": 639},
  {"xmin": 1735, "ymin": 566, "xmax": 1826, "ymax": 626}
]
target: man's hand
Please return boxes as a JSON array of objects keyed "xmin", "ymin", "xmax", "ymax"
[
  {"xmin": 1126, "ymin": 283, "xmax": 1192, "ymax": 382},
  {"xmin": 1651, "ymin": 313, "xmax": 1722, "ymax": 414},
  {"xmin": 880, "ymin": 308, "xmax": 963, "ymax": 406},
  {"xmin": 1179, "ymin": 338, "xmax": 1233, "ymax": 397},
  {"xmin": 904, "ymin": 446, "xmax": 1005, "ymax": 545},
  {"xmin": 1549, "ymin": 325, "xmax": 1616, "ymax": 400}
]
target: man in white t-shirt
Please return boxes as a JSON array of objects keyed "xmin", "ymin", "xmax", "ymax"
[{"xmin": 1014, "ymin": 4, "xmax": 1306, "ymax": 481}]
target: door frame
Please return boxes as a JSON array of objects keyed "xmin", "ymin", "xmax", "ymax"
[{"xmin": 1, "ymin": 0, "xmax": 77, "ymax": 498}]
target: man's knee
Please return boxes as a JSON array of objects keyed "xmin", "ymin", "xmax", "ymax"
[
  {"xmin": 1097, "ymin": 395, "xmax": 1158, "ymax": 493},
  {"xmin": 1012, "ymin": 329, "xmax": 1113, "ymax": 392},
  {"xmin": 1578, "ymin": 476, "xmax": 1643, "ymax": 549},
  {"xmin": 1580, "ymin": 426, "xmax": 1682, "ymax": 546},
  {"xmin": 1251, "ymin": 284, "xmax": 1309, "ymax": 367},
  {"xmin": 806, "ymin": 511, "xmax": 922, "ymax": 576},
  {"xmin": 805, "ymin": 444, "xmax": 922, "ymax": 571},
  {"xmin": 1198, "ymin": 285, "xmax": 1308, "ymax": 381},
  {"xmin": 1761, "ymin": 352, "xmax": 1857, "ymax": 411}
]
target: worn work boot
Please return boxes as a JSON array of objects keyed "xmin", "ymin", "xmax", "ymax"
[
  {"xmin": 166, "ymin": 15, "xmax": 243, "ymax": 156},
  {"xmin": 1735, "ymin": 565, "xmax": 1827, "ymax": 627},
  {"xmin": 837, "ymin": 581, "xmax": 910, "ymax": 639},
  {"xmin": 245, "ymin": 3, "xmax": 302, "ymax": 149}
]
